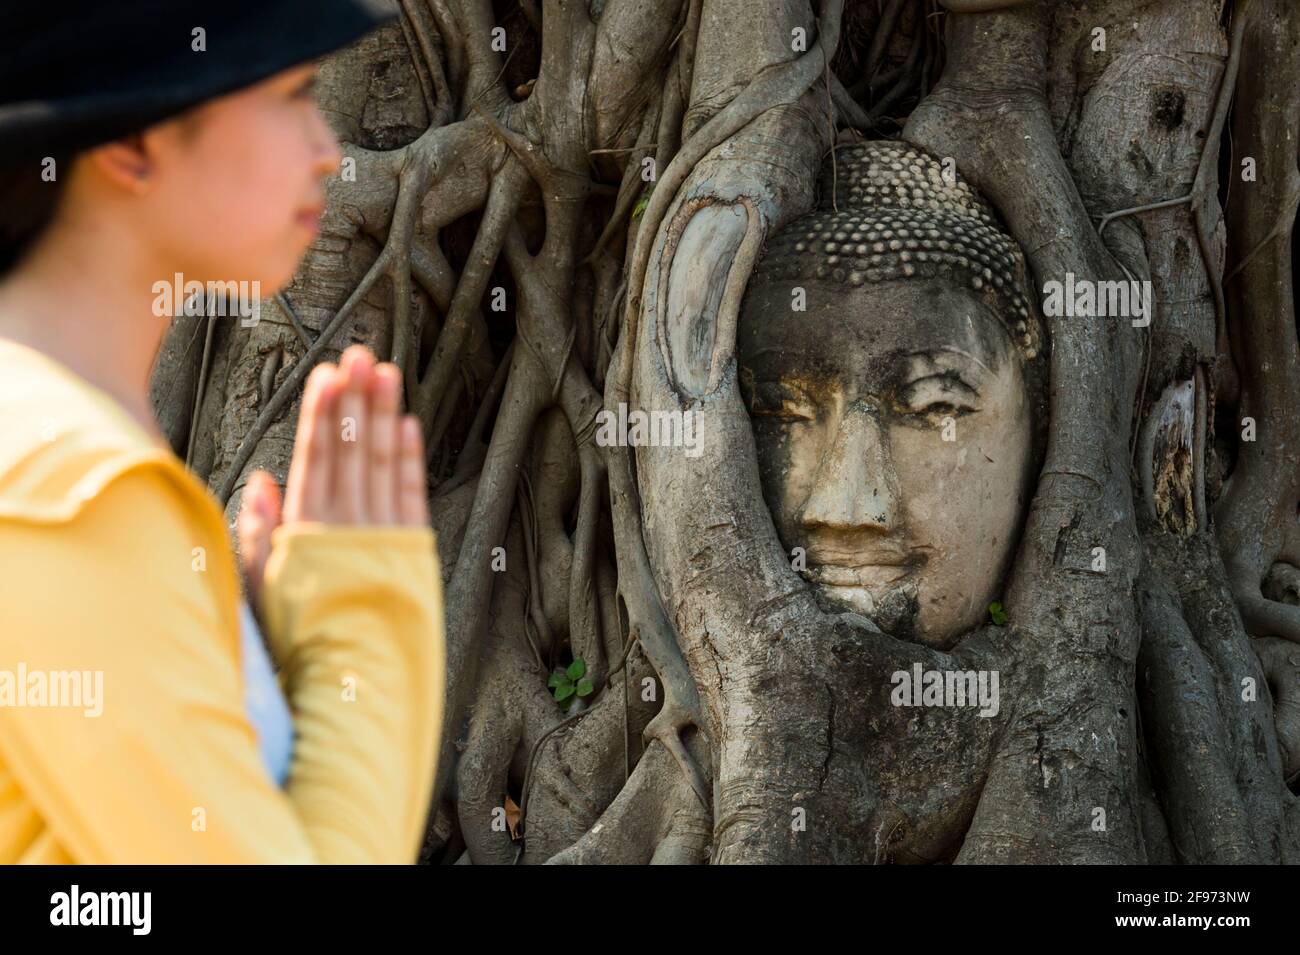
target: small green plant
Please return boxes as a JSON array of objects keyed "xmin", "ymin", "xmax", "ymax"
[
  {"xmin": 549, "ymin": 658, "xmax": 594, "ymax": 705},
  {"xmin": 988, "ymin": 601, "xmax": 1008, "ymax": 626},
  {"xmin": 631, "ymin": 188, "xmax": 652, "ymax": 221}
]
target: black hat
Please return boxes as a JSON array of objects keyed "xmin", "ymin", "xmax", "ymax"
[{"xmin": 0, "ymin": 1, "xmax": 398, "ymax": 159}]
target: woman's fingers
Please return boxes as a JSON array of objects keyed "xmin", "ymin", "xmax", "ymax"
[
  {"xmin": 397, "ymin": 415, "xmax": 429, "ymax": 527},
  {"xmin": 283, "ymin": 362, "xmax": 340, "ymax": 523},
  {"xmin": 236, "ymin": 470, "xmax": 282, "ymax": 604},
  {"xmin": 284, "ymin": 347, "xmax": 427, "ymax": 530},
  {"xmin": 367, "ymin": 363, "xmax": 401, "ymax": 525},
  {"xmin": 335, "ymin": 346, "xmax": 374, "ymax": 523},
  {"xmin": 243, "ymin": 468, "xmax": 283, "ymax": 528}
]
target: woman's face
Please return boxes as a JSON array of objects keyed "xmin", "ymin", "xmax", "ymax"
[
  {"xmin": 115, "ymin": 63, "xmax": 341, "ymax": 293},
  {"xmin": 738, "ymin": 277, "xmax": 1034, "ymax": 645}
]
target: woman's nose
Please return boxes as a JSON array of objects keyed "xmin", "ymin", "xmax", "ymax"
[
  {"xmin": 800, "ymin": 404, "xmax": 899, "ymax": 532},
  {"xmin": 310, "ymin": 107, "xmax": 343, "ymax": 181}
]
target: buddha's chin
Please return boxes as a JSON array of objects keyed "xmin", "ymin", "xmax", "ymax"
[
  {"xmin": 807, "ymin": 577, "xmax": 920, "ymax": 636},
  {"xmin": 812, "ymin": 581, "xmax": 880, "ymax": 617}
]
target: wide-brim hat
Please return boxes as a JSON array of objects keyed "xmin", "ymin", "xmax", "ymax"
[{"xmin": 1, "ymin": 0, "xmax": 398, "ymax": 160}]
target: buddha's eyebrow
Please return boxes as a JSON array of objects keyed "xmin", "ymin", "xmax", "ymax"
[{"xmin": 902, "ymin": 346, "xmax": 995, "ymax": 378}]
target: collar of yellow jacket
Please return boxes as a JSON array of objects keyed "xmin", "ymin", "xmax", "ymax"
[{"xmin": 0, "ymin": 337, "xmax": 212, "ymax": 524}]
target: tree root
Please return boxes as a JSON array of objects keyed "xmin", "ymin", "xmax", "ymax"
[
  {"xmin": 1138, "ymin": 539, "xmax": 1284, "ymax": 862},
  {"xmin": 545, "ymin": 735, "xmax": 712, "ymax": 864},
  {"xmin": 616, "ymin": 0, "xmax": 848, "ymax": 403},
  {"xmin": 1214, "ymin": 0, "xmax": 1300, "ymax": 644},
  {"xmin": 602, "ymin": 334, "xmax": 709, "ymax": 810},
  {"xmin": 577, "ymin": 0, "xmax": 854, "ymax": 835},
  {"xmin": 413, "ymin": 154, "xmax": 531, "ymax": 423},
  {"xmin": 1255, "ymin": 635, "xmax": 1300, "ymax": 786}
]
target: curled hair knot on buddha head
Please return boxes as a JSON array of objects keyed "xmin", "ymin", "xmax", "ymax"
[{"xmin": 748, "ymin": 140, "xmax": 1043, "ymax": 362}]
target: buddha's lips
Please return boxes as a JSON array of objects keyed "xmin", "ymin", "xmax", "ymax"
[{"xmin": 804, "ymin": 562, "xmax": 912, "ymax": 588}]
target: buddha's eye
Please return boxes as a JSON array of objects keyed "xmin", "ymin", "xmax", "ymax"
[
  {"xmin": 897, "ymin": 374, "xmax": 980, "ymax": 421},
  {"xmin": 748, "ymin": 381, "xmax": 817, "ymax": 422}
]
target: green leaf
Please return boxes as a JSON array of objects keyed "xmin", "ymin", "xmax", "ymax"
[
  {"xmin": 631, "ymin": 191, "xmax": 651, "ymax": 221},
  {"xmin": 547, "ymin": 673, "xmax": 564, "ymax": 689},
  {"xmin": 988, "ymin": 601, "xmax": 1008, "ymax": 626},
  {"xmin": 555, "ymin": 683, "xmax": 576, "ymax": 702},
  {"xmin": 567, "ymin": 658, "xmax": 587, "ymax": 681},
  {"xmin": 576, "ymin": 679, "xmax": 594, "ymax": 697}
]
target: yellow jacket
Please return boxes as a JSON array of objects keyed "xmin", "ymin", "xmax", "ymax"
[{"xmin": 0, "ymin": 340, "xmax": 444, "ymax": 863}]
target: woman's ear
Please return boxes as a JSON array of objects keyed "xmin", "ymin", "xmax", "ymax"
[{"xmin": 87, "ymin": 133, "xmax": 153, "ymax": 194}]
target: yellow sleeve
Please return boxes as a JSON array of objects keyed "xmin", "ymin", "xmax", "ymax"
[
  {"xmin": 260, "ymin": 520, "xmax": 445, "ymax": 863},
  {"xmin": 0, "ymin": 464, "xmax": 444, "ymax": 864}
]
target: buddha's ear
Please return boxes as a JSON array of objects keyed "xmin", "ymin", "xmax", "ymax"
[{"xmin": 656, "ymin": 197, "xmax": 764, "ymax": 399}]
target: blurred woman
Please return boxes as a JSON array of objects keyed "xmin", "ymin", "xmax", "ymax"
[{"xmin": 0, "ymin": 0, "xmax": 445, "ymax": 863}]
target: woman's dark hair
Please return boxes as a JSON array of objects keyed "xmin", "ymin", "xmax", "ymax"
[{"xmin": 0, "ymin": 153, "xmax": 73, "ymax": 276}]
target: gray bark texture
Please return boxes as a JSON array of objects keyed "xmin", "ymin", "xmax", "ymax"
[{"xmin": 149, "ymin": 0, "xmax": 1300, "ymax": 863}]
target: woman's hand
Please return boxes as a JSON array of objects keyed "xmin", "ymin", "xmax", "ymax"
[
  {"xmin": 281, "ymin": 344, "xmax": 429, "ymax": 526},
  {"xmin": 238, "ymin": 345, "xmax": 429, "ymax": 604}
]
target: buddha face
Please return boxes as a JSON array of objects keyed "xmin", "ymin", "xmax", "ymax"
[{"xmin": 738, "ymin": 277, "xmax": 1034, "ymax": 646}]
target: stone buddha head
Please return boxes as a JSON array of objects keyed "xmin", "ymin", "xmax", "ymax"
[{"xmin": 739, "ymin": 140, "xmax": 1046, "ymax": 647}]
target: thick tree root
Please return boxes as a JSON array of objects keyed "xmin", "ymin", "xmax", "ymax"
[
  {"xmin": 1215, "ymin": 0, "xmax": 1300, "ymax": 645},
  {"xmin": 545, "ymin": 735, "xmax": 712, "ymax": 864}
]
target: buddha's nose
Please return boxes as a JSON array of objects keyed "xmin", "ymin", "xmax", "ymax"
[{"xmin": 800, "ymin": 404, "xmax": 899, "ymax": 532}]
